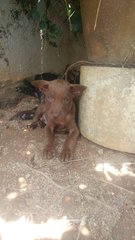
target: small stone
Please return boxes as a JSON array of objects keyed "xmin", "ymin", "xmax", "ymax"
[
  {"xmin": 97, "ymin": 149, "xmax": 104, "ymax": 155},
  {"xmin": 27, "ymin": 143, "xmax": 36, "ymax": 151},
  {"xmin": 1, "ymin": 147, "xmax": 8, "ymax": 156},
  {"xmin": 25, "ymin": 173, "xmax": 31, "ymax": 179}
]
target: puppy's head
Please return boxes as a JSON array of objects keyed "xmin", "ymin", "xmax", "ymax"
[{"xmin": 32, "ymin": 79, "xmax": 86, "ymax": 119}]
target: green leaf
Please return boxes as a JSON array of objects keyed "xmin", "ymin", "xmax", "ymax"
[
  {"xmin": 46, "ymin": 0, "xmax": 52, "ymax": 10},
  {"xmin": 70, "ymin": 10, "xmax": 82, "ymax": 33},
  {"xmin": 49, "ymin": 23, "xmax": 61, "ymax": 38},
  {"xmin": 39, "ymin": 20, "xmax": 47, "ymax": 30},
  {"xmin": 32, "ymin": 7, "xmax": 40, "ymax": 21},
  {"xmin": 37, "ymin": 0, "xmax": 46, "ymax": 19}
]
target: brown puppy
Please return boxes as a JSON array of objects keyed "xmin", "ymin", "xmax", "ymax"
[{"xmin": 30, "ymin": 79, "xmax": 86, "ymax": 161}]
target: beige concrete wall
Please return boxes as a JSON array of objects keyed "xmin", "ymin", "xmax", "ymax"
[
  {"xmin": 0, "ymin": 0, "xmax": 87, "ymax": 86},
  {"xmin": 79, "ymin": 66, "xmax": 135, "ymax": 153}
]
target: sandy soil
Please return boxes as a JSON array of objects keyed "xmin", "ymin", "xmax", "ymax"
[{"xmin": 0, "ymin": 88, "xmax": 135, "ymax": 240}]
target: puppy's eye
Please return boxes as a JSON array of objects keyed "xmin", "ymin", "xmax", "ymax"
[
  {"xmin": 63, "ymin": 97, "xmax": 70, "ymax": 104},
  {"xmin": 46, "ymin": 96, "xmax": 54, "ymax": 102}
]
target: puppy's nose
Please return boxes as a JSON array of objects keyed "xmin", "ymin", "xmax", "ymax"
[{"xmin": 53, "ymin": 112, "xmax": 59, "ymax": 118}]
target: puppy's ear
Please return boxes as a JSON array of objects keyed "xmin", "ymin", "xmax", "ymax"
[
  {"xmin": 70, "ymin": 84, "xmax": 86, "ymax": 97},
  {"xmin": 31, "ymin": 80, "xmax": 49, "ymax": 92}
]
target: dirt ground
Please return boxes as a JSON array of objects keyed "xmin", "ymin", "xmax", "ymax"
[{"xmin": 0, "ymin": 85, "xmax": 135, "ymax": 240}]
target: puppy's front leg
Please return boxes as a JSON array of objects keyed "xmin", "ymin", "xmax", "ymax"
[
  {"xmin": 61, "ymin": 123, "xmax": 79, "ymax": 161},
  {"xmin": 44, "ymin": 125, "xmax": 55, "ymax": 159},
  {"xmin": 29, "ymin": 103, "xmax": 45, "ymax": 129}
]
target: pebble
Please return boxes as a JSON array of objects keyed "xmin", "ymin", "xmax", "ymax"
[{"xmin": 97, "ymin": 149, "xmax": 104, "ymax": 155}]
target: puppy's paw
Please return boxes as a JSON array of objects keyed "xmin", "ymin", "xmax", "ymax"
[
  {"xmin": 60, "ymin": 148, "xmax": 73, "ymax": 162},
  {"xmin": 43, "ymin": 145, "xmax": 54, "ymax": 159}
]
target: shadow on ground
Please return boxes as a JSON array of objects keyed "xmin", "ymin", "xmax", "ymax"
[{"xmin": 0, "ymin": 91, "xmax": 135, "ymax": 240}]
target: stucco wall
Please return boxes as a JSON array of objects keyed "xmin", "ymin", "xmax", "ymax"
[
  {"xmin": 68, "ymin": 32, "xmax": 87, "ymax": 64},
  {"xmin": 81, "ymin": 0, "xmax": 135, "ymax": 65},
  {"xmin": 0, "ymin": 0, "xmax": 86, "ymax": 86}
]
